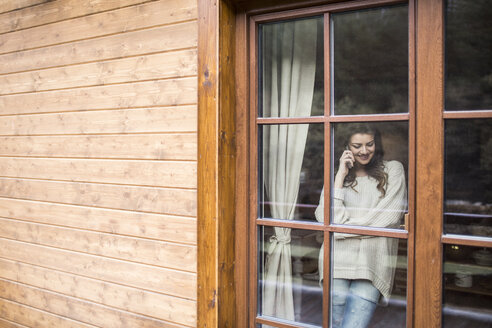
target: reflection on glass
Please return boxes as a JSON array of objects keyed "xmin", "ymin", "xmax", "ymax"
[
  {"xmin": 328, "ymin": 233, "xmax": 407, "ymax": 327},
  {"xmin": 259, "ymin": 226, "xmax": 323, "ymax": 326},
  {"xmin": 445, "ymin": 0, "xmax": 492, "ymax": 110},
  {"xmin": 332, "ymin": 5, "xmax": 408, "ymax": 115},
  {"xmin": 259, "ymin": 16, "xmax": 324, "ymax": 117},
  {"xmin": 445, "ymin": 119, "xmax": 492, "ymax": 237},
  {"xmin": 259, "ymin": 124, "xmax": 324, "ymax": 222},
  {"xmin": 314, "ymin": 122, "xmax": 408, "ymax": 228},
  {"xmin": 443, "ymin": 245, "xmax": 492, "ymax": 327}
]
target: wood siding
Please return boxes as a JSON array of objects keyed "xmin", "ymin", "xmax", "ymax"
[{"xmin": 0, "ymin": 0, "xmax": 197, "ymax": 327}]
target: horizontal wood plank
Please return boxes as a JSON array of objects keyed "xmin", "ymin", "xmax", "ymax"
[
  {"xmin": 0, "ymin": 197, "xmax": 196, "ymax": 244},
  {"xmin": 0, "ymin": 279, "xmax": 188, "ymax": 328},
  {"xmin": 0, "ymin": 77, "xmax": 197, "ymax": 115},
  {"xmin": 0, "ymin": 157, "xmax": 197, "ymax": 188},
  {"xmin": 0, "ymin": 0, "xmax": 154, "ymax": 34},
  {"xmin": 0, "ymin": 50, "xmax": 197, "ymax": 95},
  {"xmin": 0, "ymin": 0, "xmax": 197, "ymax": 54},
  {"xmin": 0, "ymin": 0, "xmax": 48, "ymax": 15},
  {"xmin": 0, "ymin": 238, "xmax": 196, "ymax": 299},
  {"xmin": 0, "ymin": 218, "xmax": 196, "ymax": 271},
  {"xmin": 0, "ymin": 21, "xmax": 197, "ymax": 74},
  {"xmin": 0, "ymin": 134, "xmax": 197, "ymax": 160},
  {"xmin": 2, "ymin": 0, "xmax": 199, "ymax": 325},
  {"xmin": 0, "ymin": 317, "xmax": 29, "ymax": 328},
  {"xmin": 0, "ymin": 106, "xmax": 197, "ymax": 135},
  {"xmin": 0, "ymin": 258, "xmax": 196, "ymax": 326},
  {"xmin": 0, "ymin": 298, "xmax": 94, "ymax": 328},
  {"xmin": 0, "ymin": 178, "xmax": 197, "ymax": 216}
]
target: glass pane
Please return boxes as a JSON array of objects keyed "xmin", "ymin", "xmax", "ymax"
[
  {"xmin": 443, "ymin": 245, "xmax": 492, "ymax": 327},
  {"xmin": 259, "ymin": 16, "xmax": 324, "ymax": 118},
  {"xmin": 445, "ymin": 0, "xmax": 492, "ymax": 110},
  {"xmin": 259, "ymin": 124, "xmax": 324, "ymax": 222},
  {"xmin": 320, "ymin": 122, "xmax": 408, "ymax": 229},
  {"xmin": 259, "ymin": 226, "xmax": 323, "ymax": 326},
  {"xmin": 330, "ymin": 233, "xmax": 407, "ymax": 327},
  {"xmin": 332, "ymin": 5, "xmax": 408, "ymax": 115},
  {"xmin": 444, "ymin": 119, "xmax": 492, "ymax": 237}
]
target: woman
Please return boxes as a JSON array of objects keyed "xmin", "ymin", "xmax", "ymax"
[{"xmin": 315, "ymin": 123, "xmax": 407, "ymax": 328}]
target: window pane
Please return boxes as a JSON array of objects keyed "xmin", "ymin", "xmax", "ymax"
[
  {"xmin": 332, "ymin": 5, "xmax": 408, "ymax": 115},
  {"xmin": 259, "ymin": 226, "xmax": 323, "ymax": 326},
  {"xmin": 445, "ymin": 0, "xmax": 492, "ymax": 110},
  {"xmin": 259, "ymin": 16, "xmax": 324, "ymax": 118},
  {"xmin": 443, "ymin": 245, "xmax": 492, "ymax": 327},
  {"xmin": 444, "ymin": 119, "xmax": 492, "ymax": 237},
  {"xmin": 330, "ymin": 233, "xmax": 407, "ymax": 327},
  {"xmin": 259, "ymin": 124, "xmax": 324, "ymax": 222},
  {"xmin": 323, "ymin": 122, "xmax": 408, "ymax": 229}
]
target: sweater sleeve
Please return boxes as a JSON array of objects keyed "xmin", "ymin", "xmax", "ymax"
[
  {"xmin": 314, "ymin": 187, "xmax": 324, "ymax": 223},
  {"xmin": 334, "ymin": 161, "xmax": 407, "ymax": 228}
]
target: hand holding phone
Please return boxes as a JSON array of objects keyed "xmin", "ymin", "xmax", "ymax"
[
  {"xmin": 334, "ymin": 147, "xmax": 355, "ymax": 188},
  {"xmin": 344, "ymin": 146, "xmax": 354, "ymax": 169}
]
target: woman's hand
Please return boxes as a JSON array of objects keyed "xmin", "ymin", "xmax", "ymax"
[{"xmin": 334, "ymin": 150, "xmax": 354, "ymax": 188}]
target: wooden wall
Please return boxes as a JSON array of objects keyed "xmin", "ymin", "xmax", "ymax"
[{"xmin": 0, "ymin": 0, "xmax": 197, "ymax": 327}]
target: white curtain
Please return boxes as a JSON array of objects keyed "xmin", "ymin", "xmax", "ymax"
[{"xmin": 262, "ymin": 19, "xmax": 318, "ymax": 321}]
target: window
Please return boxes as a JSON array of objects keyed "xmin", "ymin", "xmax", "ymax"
[
  {"xmin": 249, "ymin": 2, "xmax": 413, "ymax": 327},
  {"xmin": 441, "ymin": 0, "xmax": 492, "ymax": 326},
  {"xmin": 236, "ymin": 0, "xmax": 492, "ymax": 327}
]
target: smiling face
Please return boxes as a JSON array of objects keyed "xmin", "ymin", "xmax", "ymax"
[{"xmin": 348, "ymin": 133, "xmax": 376, "ymax": 166}]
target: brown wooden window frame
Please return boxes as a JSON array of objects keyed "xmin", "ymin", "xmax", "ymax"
[
  {"xmin": 197, "ymin": 0, "xmax": 492, "ymax": 327},
  {"xmin": 248, "ymin": 1, "xmax": 414, "ymax": 327}
]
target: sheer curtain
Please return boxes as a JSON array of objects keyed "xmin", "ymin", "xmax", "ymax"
[{"xmin": 262, "ymin": 19, "xmax": 318, "ymax": 321}]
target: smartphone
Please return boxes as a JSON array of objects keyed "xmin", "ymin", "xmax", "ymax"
[{"xmin": 345, "ymin": 145, "xmax": 353, "ymax": 169}]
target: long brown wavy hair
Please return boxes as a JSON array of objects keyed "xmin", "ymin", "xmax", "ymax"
[{"xmin": 341, "ymin": 123, "xmax": 388, "ymax": 197}]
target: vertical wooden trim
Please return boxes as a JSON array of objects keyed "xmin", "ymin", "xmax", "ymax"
[
  {"xmin": 324, "ymin": 13, "xmax": 331, "ymax": 119},
  {"xmin": 218, "ymin": 1, "xmax": 237, "ymax": 327},
  {"xmin": 415, "ymin": 0, "xmax": 444, "ymax": 326},
  {"xmin": 249, "ymin": 16, "xmax": 259, "ymax": 328},
  {"xmin": 323, "ymin": 12, "xmax": 331, "ymax": 328},
  {"xmin": 198, "ymin": 0, "xmax": 219, "ymax": 325},
  {"xmin": 406, "ymin": 1, "xmax": 416, "ymax": 327},
  {"xmin": 235, "ymin": 11, "xmax": 250, "ymax": 328},
  {"xmin": 198, "ymin": 0, "xmax": 237, "ymax": 327}
]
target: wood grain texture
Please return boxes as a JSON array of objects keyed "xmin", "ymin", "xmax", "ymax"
[
  {"xmin": 0, "ymin": 197, "xmax": 196, "ymax": 244},
  {"xmin": 0, "ymin": 0, "xmax": 154, "ymax": 34},
  {"xmin": 248, "ymin": 14, "xmax": 259, "ymax": 327},
  {"xmin": 0, "ymin": 317, "xmax": 30, "ymax": 328},
  {"xmin": 0, "ymin": 50, "xmax": 197, "ymax": 95},
  {"xmin": 217, "ymin": 1, "xmax": 237, "ymax": 327},
  {"xmin": 0, "ymin": 106, "xmax": 197, "ymax": 135},
  {"xmin": 197, "ymin": 0, "xmax": 219, "ymax": 326},
  {"xmin": 0, "ymin": 77, "xmax": 197, "ymax": 115},
  {"xmin": 0, "ymin": 238, "xmax": 196, "ymax": 299},
  {"xmin": 0, "ymin": 157, "xmax": 197, "ymax": 188},
  {"xmin": 0, "ymin": 21, "xmax": 197, "ymax": 74},
  {"xmin": 406, "ymin": 2, "xmax": 416, "ymax": 326},
  {"xmin": 0, "ymin": 0, "xmax": 48, "ymax": 15},
  {"xmin": 0, "ymin": 279, "xmax": 187, "ymax": 328},
  {"xmin": 234, "ymin": 11, "xmax": 249, "ymax": 328},
  {"xmin": 198, "ymin": 0, "xmax": 237, "ymax": 327},
  {"xmin": 0, "ymin": 298, "xmax": 95, "ymax": 328},
  {"xmin": 0, "ymin": 178, "xmax": 197, "ymax": 216},
  {"xmin": 232, "ymin": 0, "xmax": 337, "ymax": 13},
  {"xmin": 0, "ymin": 0, "xmax": 197, "ymax": 55},
  {"xmin": 2, "ymin": 0, "xmax": 199, "ymax": 325},
  {"xmin": 0, "ymin": 258, "xmax": 196, "ymax": 327},
  {"xmin": 0, "ymin": 218, "xmax": 196, "ymax": 271},
  {"xmin": 0, "ymin": 134, "xmax": 197, "ymax": 160},
  {"xmin": 415, "ymin": 0, "xmax": 444, "ymax": 326}
]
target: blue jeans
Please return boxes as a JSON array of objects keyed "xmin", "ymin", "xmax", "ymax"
[{"xmin": 331, "ymin": 279, "xmax": 380, "ymax": 328}]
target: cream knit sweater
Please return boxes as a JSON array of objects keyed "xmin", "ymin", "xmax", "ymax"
[{"xmin": 315, "ymin": 160, "xmax": 407, "ymax": 298}]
